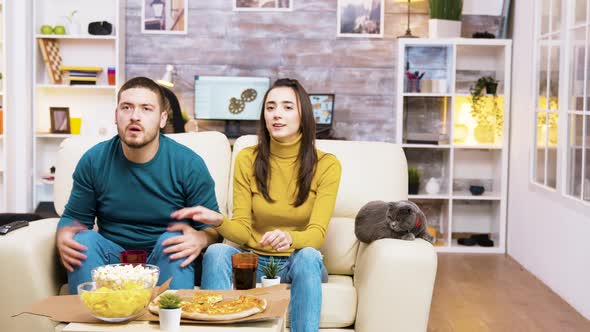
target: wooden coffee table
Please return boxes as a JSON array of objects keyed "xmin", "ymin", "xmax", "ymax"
[{"xmin": 59, "ymin": 318, "xmax": 284, "ymax": 332}]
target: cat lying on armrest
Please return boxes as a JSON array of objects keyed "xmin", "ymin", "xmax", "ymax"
[{"xmin": 354, "ymin": 200, "xmax": 435, "ymax": 244}]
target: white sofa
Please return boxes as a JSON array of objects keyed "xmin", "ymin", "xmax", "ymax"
[{"xmin": 1, "ymin": 132, "xmax": 437, "ymax": 332}]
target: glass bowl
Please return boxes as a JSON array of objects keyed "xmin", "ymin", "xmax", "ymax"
[{"xmin": 78, "ymin": 263, "xmax": 160, "ymax": 322}]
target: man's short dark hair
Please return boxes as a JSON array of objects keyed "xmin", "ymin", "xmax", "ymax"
[{"xmin": 117, "ymin": 77, "xmax": 168, "ymax": 112}]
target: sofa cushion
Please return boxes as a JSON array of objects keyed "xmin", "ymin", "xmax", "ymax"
[
  {"xmin": 320, "ymin": 217, "xmax": 359, "ymax": 275},
  {"xmin": 54, "ymin": 132, "xmax": 232, "ymax": 216},
  {"xmin": 286, "ymin": 275, "xmax": 357, "ymax": 329},
  {"xmin": 229, "ymin": 136, "xmax": 408, "ymax": 219}
]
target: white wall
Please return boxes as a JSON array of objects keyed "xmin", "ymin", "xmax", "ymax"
[
  {"xmin": 462, "ymin": 0, "xmax": 503, "ymax": 16},
  {"xmin": 509, "ymin": 0, "xmax": 590, "ymax": 320},
  {"xmin": 5, "ymin": 0, "xmax": 34, "ymax": 211}
]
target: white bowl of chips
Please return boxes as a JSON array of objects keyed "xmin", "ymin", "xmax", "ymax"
[{"xmin": 78, "ymin": 264, "xmax": 159, "ymax": 322}]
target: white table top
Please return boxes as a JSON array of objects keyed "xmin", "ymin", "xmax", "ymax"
[{"xmin": 60, "ymin": 319, "xmax": 284, "ymax": 332}]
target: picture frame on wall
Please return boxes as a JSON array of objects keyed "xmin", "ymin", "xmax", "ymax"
[
  {"xmin": 50, "ymin": 107, "xmax": 71, "ymax": 134},
  {"xmin": 142, "ymin": 0, "xmax": 188, "ymax": 34},
  {"xmin": 233, "ymin": 0, "xmax": 293, "ymax": 12},
  {"xmin": 337, "ymin": 0, "xmax": 384, "ymax": 38}
]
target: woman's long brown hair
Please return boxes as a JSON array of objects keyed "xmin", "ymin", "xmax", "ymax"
[{"xmin": 254, "ymin": 78, "xmax": 318, "ymax": 207}]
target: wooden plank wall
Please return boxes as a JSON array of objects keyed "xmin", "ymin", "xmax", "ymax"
[{"xmin": 125, "ymin": 0, "xmax": 499, "ymax": 141}]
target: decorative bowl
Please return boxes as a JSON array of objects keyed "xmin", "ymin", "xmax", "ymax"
[{"xmin": 469, "ymin": 185, "xmax": 485, "ymax": 196}]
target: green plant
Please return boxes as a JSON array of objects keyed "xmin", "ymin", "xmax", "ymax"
[
  {"xmin": 64, "ymin": 10, "xmax": 78, "ymax": 24},
  {"xmin": 261, "ymin": 257, "xmax": 284, "ymax": 279},
  {"xmin": 428, "ymin": 0, "xmax": 463, "ymax": 21},
  {"xmin": 158, "ymin": 293, "xmax": 182, "ymax": 310},
  {"xmin": 408, "ymin": 167, "xmax": 420, "ymax": 185},
  {"xmin": 470, "ymin": 76, "xmax": 503, "ymax": 132}
]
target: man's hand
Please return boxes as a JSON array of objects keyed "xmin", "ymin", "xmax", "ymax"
[
  {"xmin": 163, "ymin": 223, "xmax": 217, "ymax": 268},
  {"xmin": 56, "ymin": 222, "xmax": 88, "ymax": 272},
  {"xmin": 170, "ymin": 206, "xmax": 224, "ymax": 227},
  {"xmin": 260, "ymin": 229, "xmax": 293, "ymax": 252}
]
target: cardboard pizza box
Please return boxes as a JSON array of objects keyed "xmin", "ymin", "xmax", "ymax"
[{"xmin": 14, "ymin": 281, "xmax": 290, "ymax": 325}]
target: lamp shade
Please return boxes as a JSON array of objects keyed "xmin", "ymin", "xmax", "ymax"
[{"xmin": 157, "ymin": 64, "xmax": 174, "ymax": 88}]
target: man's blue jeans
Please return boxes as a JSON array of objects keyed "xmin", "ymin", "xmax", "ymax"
[
  {"xmin": 67, "ymin": 230, "xmax": 196, "ymax": 294},
  {"xmin": 201, "ymin": 243, "xmax": 328, "ymax": 332}
]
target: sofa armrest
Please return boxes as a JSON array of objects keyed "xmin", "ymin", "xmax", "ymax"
[
  {"xmin": 1, "ymin": 218, "xmax": 64, "ymax": 332},
  {"xmin": 353, "ymin": 239, "xmax": 437, "ymax": 332}
]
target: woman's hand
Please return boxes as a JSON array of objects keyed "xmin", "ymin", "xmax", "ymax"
[
  {"xmin": 162, "ymin": 223, "xmax": 210, "ymax": 268},
  {"xmin": 259, "ymin": 229, "xmax": 293, "ymax": 252},
  {"xmin": 170, "ymin": 206, "xmax": 224, "ymax": 227}
]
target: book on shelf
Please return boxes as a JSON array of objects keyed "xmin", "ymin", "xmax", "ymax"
[
  {"xmin": 70, "ymin": 80, "xmax": 97, "ymax": 86},
  {"xmin": 60, "ymin": 65, "xmax": 103, "ymax": 73}
]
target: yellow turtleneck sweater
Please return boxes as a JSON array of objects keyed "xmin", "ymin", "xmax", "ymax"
[{"xmin": 216, "ymin": 135, "xmax": 342, "ymax": 256}]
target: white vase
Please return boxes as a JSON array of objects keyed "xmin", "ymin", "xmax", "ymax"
[
  {"xmin": 261, "ymin": 276, "xmax": 281, "ymax": 287},
  {"xmin": 67, "ymin": 21, "xmax": 81, "ymax": 35},
  {"xmin": 428, "ymin": 19, "xmax": 462, "ymax": 38},
  {"xmin": 425, "ymin": 177, "xmax": 441, "ymax": 195},
  {"xmin": 159, "ymin": 308, "xmax": 181, "ymax": 332}
]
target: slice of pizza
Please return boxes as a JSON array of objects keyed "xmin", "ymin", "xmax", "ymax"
[{"xmin": 149, "ymin": 291, "xmax": 267, "ymax": 321}]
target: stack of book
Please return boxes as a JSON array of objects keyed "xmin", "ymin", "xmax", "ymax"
[{"xmin": 60, "ymin": 66, "xmax": 103, "ymax": 85}]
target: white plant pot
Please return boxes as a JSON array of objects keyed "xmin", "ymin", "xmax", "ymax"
[
  {"xmin": 66, "ymin": 21, "xmax": 81, "ymax": 35},
  {"xmin": 429, "ymin": 19, "xmax": 462, "ymax": 38},
  {"xmin": 261, "ymin": 276, "xmax": 281, "ymax": 287},
  {"xmin": 159, "ymin": 308, "xmax": 182, "ymax": 332}
]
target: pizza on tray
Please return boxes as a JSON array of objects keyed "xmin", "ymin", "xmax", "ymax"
[{"xmin": 149, "ymin": 291, "xmax": 267, "ymax": 321}]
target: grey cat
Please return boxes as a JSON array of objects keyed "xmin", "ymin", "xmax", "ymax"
[{"xmin": 354, "ymin": 200, "xmax": 435, "ymax": 244}]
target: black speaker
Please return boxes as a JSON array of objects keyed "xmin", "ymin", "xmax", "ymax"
[{"xmin": 88, "ymin": 21, "xmax": 113, "ymax": 35}]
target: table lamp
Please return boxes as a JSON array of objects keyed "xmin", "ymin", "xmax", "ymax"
[{"xmin": 396, "ymin": 0, "xmax": 423, "ymax": 38}]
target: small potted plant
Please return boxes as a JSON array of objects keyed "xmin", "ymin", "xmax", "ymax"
[
  {"xmin": 470, "ymin": 76, "xmax": 502, "ymax": 144},
  {"xmin": 428, "ymin": 0, "xmax": 463, "ymax": 38},
  {"xmin": 260, "ymin": 257, "xmax": 284, "ymax": 288},
  {"xmin": 158, "ymin": 292, "xmax": 182, "ymax": 332},
  {"xmin": 408, "ymin": 167, "xmax": 420, "ymax": 195}
]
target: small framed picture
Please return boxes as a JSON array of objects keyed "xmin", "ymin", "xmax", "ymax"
[
  {"xmin": 337, "ymin": 0, "xmax": 384, "ymax": 38},
  {"xmin": 234, "ymin": 0, "xmax": 293, "ymax": 11},
  {"xmin": 50, "ymin": 107, "xmax": 71, "ymax": 134},
  {"xmin": 142, "ymin": 0, "xmax": 188, "ymax": 34}
]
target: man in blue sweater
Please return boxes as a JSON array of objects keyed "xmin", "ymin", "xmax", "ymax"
[{"xmin": 56, "ymin": 77, "xmax": 220, "ymax": 294}]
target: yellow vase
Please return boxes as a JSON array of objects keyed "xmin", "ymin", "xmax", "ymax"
[
  {"xmin": 453, "ymin": 124, "xmax": 469, "ymax": 144},
  {"xmin": 474, "ymin": 125, "xmax": 494, "ymax": 144},
  {"xmin": 71, "ymin": 117, "xmax": 82, "ymax": 135}
]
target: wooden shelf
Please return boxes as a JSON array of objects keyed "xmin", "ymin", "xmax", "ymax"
[
  {"xmin": 36, "ymin": 84, "xmax": 116, "ymax": 90},
  {"xmin": 397, "ymin": 39, "xmax": 511, "ymax": 254},
  {"xmin": 35, "ymin": 133, "xmax": 73, "ymax": 138},
  {"xmin": 409, "ymin": 194, "xmax": 451, "ymax": 200},
  {"xmin": 403, "ymin": 93, "xmax": 451, "ymax": 97},
  {"xmin": 35, "ymin": 34, "xmax": 116, "ymax": 40},
  {"xmin": 453, "ymin": 145, "xmax": 502, "ymax": 150},
  {"xmin": 402, "ymin": 144, "xmax": 451, "ymax": 149},
  {"xmin": 452, "ymin": 191, "xmax": 502, "ymax": 200}
]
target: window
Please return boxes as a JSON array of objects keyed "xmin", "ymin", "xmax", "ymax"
[
  {"xmin": 533, "ymin": 0, "xmax": 561, "ymax": 189},
  {"xmin": 533, "ymin": 0, "xmax": 590, "ymax": 203}
]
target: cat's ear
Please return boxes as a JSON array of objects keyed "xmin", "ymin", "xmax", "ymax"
[{"xmin": 386, "ymin": 201, "xmax": 398, "ymax": 220}]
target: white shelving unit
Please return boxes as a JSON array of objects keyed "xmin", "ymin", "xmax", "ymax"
[
  {"xmin": 396, "ymin": 38, "xmax": 512, "ymax": 253},
  {"xmin": 0, "ymin": 0, "xmax": 6, "ymax": 211},
  {"xmin": 32, "ymin": 0, "xmax": 125, "ymax": 210}
]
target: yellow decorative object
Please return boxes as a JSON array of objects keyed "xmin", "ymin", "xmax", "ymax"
[
  {"xmin": 474, "ymin": 125, "xmax": 495, "ymax": 144},
  {"xmin": 70, "ymin": 117, "xmax": 82, "ymax": 135},
  {"xmin": 453, "ymin": 124, "xmax": 469, "ymax": 144}
]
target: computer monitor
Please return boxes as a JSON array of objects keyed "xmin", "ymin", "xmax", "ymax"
[
  {"xmin": 194, "ymin": 75, "xmax": 270, "ymax": 137},
  {"xmin": 309, "ymin": 94, "xmax": 335, "ymax": 137}
]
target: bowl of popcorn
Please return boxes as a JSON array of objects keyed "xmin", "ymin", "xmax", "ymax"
[{"xmin": 78, "ymin": 264, "xmax": 159, "ymax": 322}]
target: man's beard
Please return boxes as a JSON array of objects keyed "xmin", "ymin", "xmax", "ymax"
[{"xmin": 118, "ymin": 123, "xmax": 158, "ymax": 149}]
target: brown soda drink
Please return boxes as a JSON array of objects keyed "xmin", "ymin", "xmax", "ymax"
[{"xmin": 231, "ymin": 253, "xmax": 258, "ymax": 290}]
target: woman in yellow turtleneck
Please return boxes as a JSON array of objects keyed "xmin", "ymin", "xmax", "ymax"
[{"xmin": 171, "ymin": 78, "xmax": 341, "ymax": 332}]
